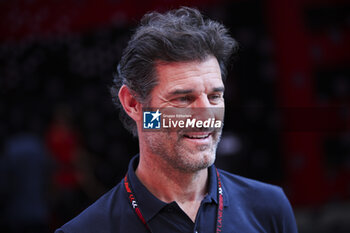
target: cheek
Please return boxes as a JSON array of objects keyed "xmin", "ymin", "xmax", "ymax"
[{"xmin": 213, "ymin": 107, "xmax": 225, "ymax": 122}]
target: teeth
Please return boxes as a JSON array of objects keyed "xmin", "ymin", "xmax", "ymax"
[{"xmin": 186, "ymin": 134, "xmax": 209, "ymax": 139}]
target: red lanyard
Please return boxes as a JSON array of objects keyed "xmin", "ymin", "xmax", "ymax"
[{"xmin": 124, "ymin": 168, "xmax": 224, "ymax": 233}]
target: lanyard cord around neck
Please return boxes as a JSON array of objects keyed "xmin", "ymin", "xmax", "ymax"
[{"xmin": 124, "ymin": 168, "xmax": 224, "ymax": 233}]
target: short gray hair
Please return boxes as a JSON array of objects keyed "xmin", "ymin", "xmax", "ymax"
[{"xmin": 110, "ymin": 7, "xmax": 238, "ymax": 136}]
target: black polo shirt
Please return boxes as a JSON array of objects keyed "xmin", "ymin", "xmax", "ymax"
[{"xmin": 55, "ymin": 155, "xmax": 298, "ymax": 233}]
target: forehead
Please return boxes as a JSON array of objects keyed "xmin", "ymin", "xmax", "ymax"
[{"xmin": 154, "ymin": 56, "xmax": 223, "ymax": 89}]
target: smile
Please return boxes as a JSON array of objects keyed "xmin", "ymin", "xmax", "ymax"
[{"xmin": 183, "ymin": 132, "xmax": 211, "ymax": 139}]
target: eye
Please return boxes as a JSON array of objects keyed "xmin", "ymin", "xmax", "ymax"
[
  {"xmin": 171, "ymin": 95, "xmax": 194, "ymax": 106},
  {"xmin": 209, "ymin": 94, "xmax": 220, "ymax": 99},
  {"xmin": 178, "ymin": 96, "xmax": 193, "ymax": 102},
  {"xmin": 208, "ymin": 93, "xmax": 223, "ymax": 103},
  {"xmin": 178, "ymin": 96, "xmax": 189, "ymax": 102}
]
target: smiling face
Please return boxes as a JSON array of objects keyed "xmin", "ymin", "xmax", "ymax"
[{"xmin": 139, "ymin": 56, "xmax": 224, "ymax": 173}]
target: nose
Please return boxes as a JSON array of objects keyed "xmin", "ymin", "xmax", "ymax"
[
  {"xmin": 192, "ymin": 94, "xmax": 211, "ymax": 108},
  {"xmin": 190, "ymin": 94, "xmax": 215, "ymax": 122}
]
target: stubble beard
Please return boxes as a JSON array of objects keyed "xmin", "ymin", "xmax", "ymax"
[{"xmin": 144, "ymin": 129, "xmax": 222, "ymax": 173}]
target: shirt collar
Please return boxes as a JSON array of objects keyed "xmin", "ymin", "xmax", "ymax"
[
  {"xmin": 206, "ymin": 165, "xmax": 229, "ymax": 207},
  {"xmin": 126, "ymin": 155, "xmax": 167, "ymax": 222},
  {"xmin": 125, "ymin": 155, "xmax": 229, "ymax": 222}
]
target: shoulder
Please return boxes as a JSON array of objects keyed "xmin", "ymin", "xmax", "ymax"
[
  {"xmin": 219, "ymin": 169, "xmax": 291, "ymax": 212},
  {"xmin": 219, "ymin": 168, "xmax": 286, "ymax": 203},
  {"xmin": 219, "ymin": 169, "xmax": 298, "ymax": 232},
  {"xmin": 55, "ymin": 181, "xmax": 125, "ymax": 233}
]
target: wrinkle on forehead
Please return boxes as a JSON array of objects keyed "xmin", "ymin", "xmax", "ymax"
[{"xmin": 154, "ymin": 56, "xmax": 222, "ymax": 88}]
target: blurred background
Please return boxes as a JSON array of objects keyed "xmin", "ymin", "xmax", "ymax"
[{"xmin": 0, "ymin": 0, "xmax": 349, "ymax": 232}]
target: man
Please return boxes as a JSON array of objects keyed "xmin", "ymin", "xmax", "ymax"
[{"xmin": 56, "ymin": 7, "xmax": 298, "ymax": 233}]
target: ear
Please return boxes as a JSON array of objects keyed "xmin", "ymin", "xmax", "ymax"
[{"xmin": 118, "ymin": 85, "xmax": 142, "ymax": 122}]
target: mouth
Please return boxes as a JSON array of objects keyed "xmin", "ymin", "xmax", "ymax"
[{"xmin": 182, "ymin": 132, "xmax": 212, "ymax": 141}]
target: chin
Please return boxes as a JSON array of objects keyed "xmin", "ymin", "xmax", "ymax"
[{"xmin": 186, "ymin": 150, "xmax": 216, "ymax": 172}]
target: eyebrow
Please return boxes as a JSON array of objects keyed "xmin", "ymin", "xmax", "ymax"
[
  {"xmin": 169, "ymin": 86, "xmax": 225, "ymax": 96},
  {"xmin": 212, "ymin": 87, "xmax": 225, "ymax": 92},
  {"xmin": 169, "ymin": 89, "xmax": 194, "ymax": 95}
]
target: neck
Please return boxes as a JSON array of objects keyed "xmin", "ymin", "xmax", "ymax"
[{"xmin": 135, "ymin": 153, "xmax": 209, "ymax": 204}]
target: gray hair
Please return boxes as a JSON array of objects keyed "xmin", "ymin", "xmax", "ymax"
[{"xmin": 110, "ymin": 7, "xmax": 238, "ymax": 136}]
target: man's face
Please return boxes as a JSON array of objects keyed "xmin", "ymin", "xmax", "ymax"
[{"xmin": 141, "ymin": 56, "xmax": 224, "ymax": 173}]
